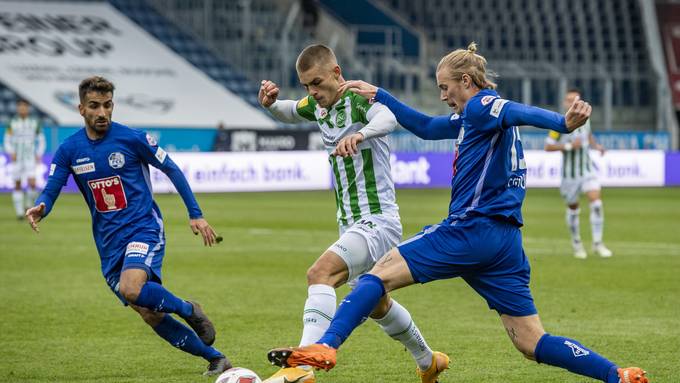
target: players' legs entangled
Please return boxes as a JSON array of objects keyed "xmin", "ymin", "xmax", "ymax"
[
  {"xmin": 300, "ymin": 250, "xmax": 346, "ymax": 346},
  {"xmin": 12, "ymin": 179, "xmax": 24, "ymax": 218},
  {"xmin": 501, "ymin": 314, "xmax": 645, "ymax": 382}
]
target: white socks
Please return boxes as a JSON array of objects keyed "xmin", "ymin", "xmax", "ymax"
[
  {"xmin": 374, "ymin": 299, "xmax": 433, "ymax": 370},
  {"xmin": 12, "ymin": 190, "xmax": 23, "ymax": 217},
  {"xmin": 299, "ymin": 284, "xmax": 336, "ymax": 347},
  {"xmin": 589, "ymin": 199, "xmax": 604, "ymax": 244},
  {"xmin": 25, "ymin": 187, "xmax": 37, "ymax": 209},
  {"xmin": 566, "ymin": 207, "xmax": 581, "ymax": 246}
]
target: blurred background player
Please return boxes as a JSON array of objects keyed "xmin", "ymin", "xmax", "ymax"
[
  {"xmin": 25, "ymin": 76, "xmax": 230, "ymax": 376},
  {"xmin": 266, "ymin": 43, "xmax": 648, "ymax": 383},
  {"xmin": 3, "ymin": 99, "xmax": 45, "ymax": 220},
  {"xmin": 258, "ymin": 44, "xmax": 444, "ymax": 383},
  {"xmin": 545, "ymin": 88, "xmax": 613, "ymax": 259}
]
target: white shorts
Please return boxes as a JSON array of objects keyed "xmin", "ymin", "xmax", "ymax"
[
  {"xmin": 560, "ymin": 175, "xmax": 601, "ymax": 205},
  {"xmin": 328, "ymin": 214, "xmax": 402, "ymax": 285},
  {"xmin": 11, "ymin": 159, "xmax": 38, "ymax": 182}
]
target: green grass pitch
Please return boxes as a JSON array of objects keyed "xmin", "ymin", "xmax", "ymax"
[{"xmin": 1, "ymin": 188, "xmax": 679, "ymax": 382}]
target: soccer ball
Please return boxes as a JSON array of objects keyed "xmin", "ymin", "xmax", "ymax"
[{"xmin": 214, "ymin": 367, "xmax": 262, "ymax": 383}]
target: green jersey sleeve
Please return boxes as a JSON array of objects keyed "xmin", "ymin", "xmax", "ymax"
[{"xmin": 350, "ymin": 93, "xmax": 371, "ymax": 124}]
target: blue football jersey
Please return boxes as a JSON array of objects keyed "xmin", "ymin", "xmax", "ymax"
[
  {"xmin": 37, "ymin": 122, "xmax": 202, "ymax": 276},
  {"xmin": 448, "ymin": 89, "xmax": 526, "ymax": 225}
]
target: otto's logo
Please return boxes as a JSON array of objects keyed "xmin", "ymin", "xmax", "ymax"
[
  {"xmin": 108, "ymin": 152, "xmax": 125, "ymax": 169},
  {"xmin": 88, "ymin": 176, "xmax": 127, "ymax": 212}
]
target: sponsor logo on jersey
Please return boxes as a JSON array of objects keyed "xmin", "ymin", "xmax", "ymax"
[
  {"xmin": 564, "ymin": 340, "xmax": 590, "ymax": 357},
  {"xmin": 49, "ymin": 163, "xmax": 56, "ymax": 176},
  {"xmin": 450, "ymin": 113, "xmax": 460, "ymax": 120},
  {"xmin": 481, "ymin": 95, "xmax": 496, "ymax": 106},
  {"xmin": 72, "ymin": 162, "xmax": 96, "ymax": 175},
  {"xmin": 155, "ymin": 147, "xmax": 167, "ymax": 163},
  {"xmin": 146, "ymin": 133, "xmax": 158, "ymax": 146},
  {"xmin": 76, "ymin": 157, "xmax": 91, "ymax": 163},
  {"xmin": 319, "ymin": 108, "xmax": 328, "ymax": 119},
  {"xmin": 126, "ymin": 241, "xmax": 149, "ymax": 257},
  {"xmin": 108, "ymin": 152, "xmax": 125, "ymax": 169},
  {"xmin": 88, "ymin": 175, "xmax": 127, "ymax": 212},
  {"xmin": 490, "ymin": 99, "xmax": 509, "ymax": 118}
]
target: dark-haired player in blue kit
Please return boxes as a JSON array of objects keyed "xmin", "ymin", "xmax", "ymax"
[
  {"xmin": 25, "ymin": 76, "xmax": 231, "ymax": 376},
  {"xmin": 266, "ymin": 44, "xmax": 648, "ymax": 383}
]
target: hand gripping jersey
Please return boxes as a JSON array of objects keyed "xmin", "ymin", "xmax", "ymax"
[
  {"xmin": 36, "ymin": 122, "xmax": 201, "ymax": 277},
  {"xmin": 295, "ymin": 92, "xmax": 398, "ymax": 225},
  {"xmin": 545, "ymin": 120, "xmax": 595, "ymax": 179}
]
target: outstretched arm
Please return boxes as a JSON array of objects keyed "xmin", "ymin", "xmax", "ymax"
[
  {"xmin": 502, "ymin": 97, "xmax": 592, "ymax": 133},
  {"xmin": 259, "ymin": 80, "xmax": 313, "ymax": 124},
  {"xmin": 338, "ymin": 81, "xmax": 461, "ymax": 140},
  {"xmin": 333, "ymin": 103, "xmax": 397, "ymax": 157}
]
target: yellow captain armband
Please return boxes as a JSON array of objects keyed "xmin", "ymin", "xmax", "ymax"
[
  {"xmin": 296, "ymin": 97, "xmax": 309, "ymax": 109},
  {"xmin": 548, "ymin": 130, "xmax": 560, "ymax": 140}
]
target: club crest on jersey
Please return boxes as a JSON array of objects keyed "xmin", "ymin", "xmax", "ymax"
[
  {"xmin": 108, "ymin": 152, "xmax": 125, "ymax": 169},
  {"xmin": 336, "ymin": 108, "xmax": 346, "ymax": 127},
  {"xmin": 146, "ymin": 133, "xmax": 158, "ymax": 146},
  {"xmin": 481, "ymin": 95, "xmax": 496, "ymax": 106},
  {"xmin": 563, "ymin": 340, "xmax": 590, "ymax": 358},
  {"xmin": 88, "ymin": 175, "xmax": 128, "ymax": 212}
]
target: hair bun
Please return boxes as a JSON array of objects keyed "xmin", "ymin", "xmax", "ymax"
[{"xmin": 467, "ymin": 42, "xmax": 477, "ymax": 53}]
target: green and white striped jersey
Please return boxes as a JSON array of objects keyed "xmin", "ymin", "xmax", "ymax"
[
  {"xmin": 3, "ymin": 116, "xmax": 45, "ymax": 161},
  {"xmin": 546, "ymin": 120, "xmax": 594, "ymax": 179},
  {"xmin": 295, "ymin": 92, "xmax": 398, "ymax": 225}
]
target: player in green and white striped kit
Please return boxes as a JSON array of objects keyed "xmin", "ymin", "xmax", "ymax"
[
  {"xmin": 3, "ymin": 99, "xmax": 45, "ymax": 220},
  {"xmin": 258, "ymin": 45, "xmax": 439, "ymax": 383},
  {"xmin": 545, "ymin": 89, "xmax": 612, "ymax": 259}
]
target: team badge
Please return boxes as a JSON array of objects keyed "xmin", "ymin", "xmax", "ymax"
[
  {"xmin": 146, "ymin": 133, "xmax": 158, "ymax": 146},
  {"xmin": 336, "ymin": 108, "xmax": 346, "ymax": 127},
  {"xmin": 108, "ymin": 152, "xmax": 125, "ymax": 169},
  {"xmin": 481, "ymin": 95, "xmax": 496, "ymax": 106}
]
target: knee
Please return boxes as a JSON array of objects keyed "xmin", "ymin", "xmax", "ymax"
[
  {"xmin": 119, "ymin": 279, "xmax": 143, "ymax": 303},
  {"xmin": 306, "ymin": 262, "xmax": 345, "ymax": 288},
  {"xmin": 514, "ymin": 343, "xmax": 536, "ymax": 361}
]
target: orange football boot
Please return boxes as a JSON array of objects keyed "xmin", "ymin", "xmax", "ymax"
[
  {"xmin": 617, "ymin": 367, "xmax": 648, "ymax": 383},
  {"xmin": 267, "ymin": 344, "xmax": 337, "ymax": 371},
  {"xmin": 417, "ymin": 351, "xmax": 450, "ymax": 383}
]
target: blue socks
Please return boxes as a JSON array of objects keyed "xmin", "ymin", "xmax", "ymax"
[
  {"xmin": 134, "ymin": 281, "xmax": 194, "ymax": 318},
  {"xmin": 535, "ymin": 334, "xmax": 620, "ymax": 382},
  {"xmin": 153, "ymin": 314, "xmax": 223, "ymax": 361},
  {"xmin": 316, "ymin": 274, "xmax": 385, "ymax": 349}
]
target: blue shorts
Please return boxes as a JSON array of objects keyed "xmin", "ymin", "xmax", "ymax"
[
  {"xmin": 398, "ymin": 216, "xmax": 537, "ymax": 317},
  {"xmin": 102, "ymin": 232, "xmax": 165, "ymax": 305}
]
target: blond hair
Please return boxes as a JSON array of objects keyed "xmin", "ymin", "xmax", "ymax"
[
  {"xmin": 436, "ymin": 42, "xmax": 496, "ymax": 90},
  {"xmin": 296, "ymin": 44, "xmax": 338, "ymax": 73}
]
